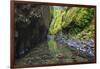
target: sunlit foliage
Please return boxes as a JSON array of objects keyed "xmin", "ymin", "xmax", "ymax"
[{"xmin": 49, "ymin": 6, "xmax": 95, "ymax": 39}]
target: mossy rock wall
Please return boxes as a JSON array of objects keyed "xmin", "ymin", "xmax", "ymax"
[{"xmin": 15, "ymin": 3, "xmax": 51, "ymax": 58}]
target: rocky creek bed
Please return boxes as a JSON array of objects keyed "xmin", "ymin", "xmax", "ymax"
[{"xmin": 16, "ymin": 40, "xmax": 91, "ymax": 65}]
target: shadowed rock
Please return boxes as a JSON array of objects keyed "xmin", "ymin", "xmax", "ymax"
[{"xmin": 15, "ymin": 3, "xmax": 51, "ymax": 58}]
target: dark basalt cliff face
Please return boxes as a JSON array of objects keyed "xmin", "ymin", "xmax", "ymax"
[{"xmin": 15, "ymin": 4, "xmax": 51, "ymax": 58}]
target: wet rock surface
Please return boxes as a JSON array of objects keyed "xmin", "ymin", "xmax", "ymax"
[{"xmin": 55, "ymin": 34, "xmax": 95, "ymax": 59}]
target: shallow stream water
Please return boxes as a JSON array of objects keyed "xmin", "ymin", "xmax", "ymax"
[{"xmin": 16, "ymin": 34, "xmax": 94, "ymax": 65}]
